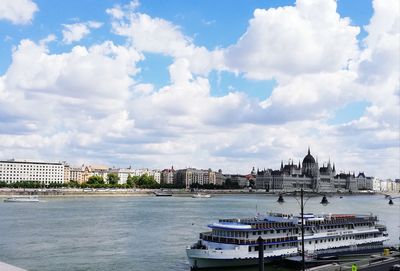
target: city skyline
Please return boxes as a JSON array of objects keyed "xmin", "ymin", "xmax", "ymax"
[
  {"xmin": 0, "ymin": 0, "xmax": 399, "ymax": 179},
  {"xmin": 1, "ymin": 146, "xmax": 395, "ymax": 181}
]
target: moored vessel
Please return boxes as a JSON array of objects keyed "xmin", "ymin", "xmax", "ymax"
[
  {"xmin": 153, "ymin": 190, "xmax": 173, "ymax": 197},
  {"xmin": 4, "ymin": 195, "xmax": 40, "ymax": 202},
  {"xmin": 192, "ymin": 193, "xmax": 211, "ymax": 198},
  {"xmin": 186, "ymin": 212, "xmax": 389, "ymax": 269}
]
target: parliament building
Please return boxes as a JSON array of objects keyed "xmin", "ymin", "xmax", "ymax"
[{"xmin": 256, "ymin": 148, "xmax": 360, "ymax": 192}]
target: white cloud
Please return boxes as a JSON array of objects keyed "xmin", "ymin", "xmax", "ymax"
[
  {"xmin": 107, "ymin": 4, "xmax": 225, "ymax": 76},
  {"xmin": 0, "ymin": 0, "xmax": 38, "ymax": 24},
  {"xmin": 62, "ymin": 21, "xmax": 103, "ymax": 44},
  {"xmin": 223, "ymin": 0, "xmax": 360, "ymax": 80},
  {"xmin": 0, "ymin": 39, "xmax": 142, "ymax": 157},
  {"xmin": 110, "ymin": 12, "xmax": 192, "ymax": 57}
]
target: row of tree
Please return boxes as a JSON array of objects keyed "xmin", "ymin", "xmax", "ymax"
[{"xmin": 0, "ymin": 174, "xmax": 184, "ymax": 189}]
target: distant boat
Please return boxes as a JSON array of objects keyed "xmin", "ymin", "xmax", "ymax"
[
  {"xmin": 192, "ymin": 193, "xmax": 211, "ymax": 198},
  {"xmin": 4, "ymin": 195, "xmax": 40, "ymax": 203},
  {"xmin": 154, "ymin": 191, "xmax": 173, "ymax": 197}
]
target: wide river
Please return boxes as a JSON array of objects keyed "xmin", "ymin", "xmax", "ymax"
[{"xmin": 0, "ymin": 194, "xmax": 399, "ymax": 271}]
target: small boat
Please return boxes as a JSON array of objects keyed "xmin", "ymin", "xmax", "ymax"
[
  {"xmin": 154, "ymin": 191, "xmax": 173, "ymax": 197},
  {"xmin": 192, "ymin": 193, "xmax": 211, "ymax": 198},
  {"xmin": 4, "ymin": 195, "xmax": 40, "ymax": 202}
]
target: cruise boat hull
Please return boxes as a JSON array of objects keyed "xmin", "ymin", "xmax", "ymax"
[
  {"xmin": 187, "ymin": 251, "xmax": 279, "ymax": 269},
  {"xmin": 4, "ymin": 196, "xmax": 39, "ymax": 202},
  {"xmin": 192, "ymin": 194, "xmax": 211, "ymax": 198},
  {"xmin": 188, "ymin": 257, "xmax": 272, "ymax": 269},
  {"xmin": 153, "ymin": 191, "xmax": 173, "ymax": 196}
]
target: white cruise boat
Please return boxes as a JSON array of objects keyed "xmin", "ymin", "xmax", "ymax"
[
  {"xmin": 186, "ymin": 212, "xmax": 389, "ymax": 269},
  {"xmin": 192, "ymin": 193, "xmax": 211, "ymax": 198},
  {"xmin": 4, "ymin": 195, "xmax": 40, "ymax": 202}
]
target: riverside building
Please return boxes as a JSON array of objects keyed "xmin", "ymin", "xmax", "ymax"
[
  {"xmin": 0, "ymin": 159, "xmax": 65, "ymax": 185},
  {"xmin": 175, "ymin": 168, "xmax": 216, "ymax": 188},
  {"xmin": 161, "ymin": 167, "xmax": 175, "ymax": 184},
  {"xmin": 256, "ymin": 148, "xmax": 368, "ymax": 193}
]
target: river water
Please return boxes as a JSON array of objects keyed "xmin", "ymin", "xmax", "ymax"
[{"xmin": 0, "ymin": 194, "xmax": 399, "ymax": 271}]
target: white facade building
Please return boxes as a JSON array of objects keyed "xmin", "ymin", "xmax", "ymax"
[
  {"xmin": 109, "ymin": 168, "xmax": 136, "ymax": 185},
  {"xmin": 129, "ymin": 168, "xmax": 162, "ymax": 183},
  {"xmin": 0, "ymin": 159, "xmax": 65, "ymax": 184},
  {"xmin": 149, "ymin": 170, "xmax": 161, "ymax": 184},
  {"xmin": 372, "ymin": 177, "xmax": 381, "ymax": 192}
]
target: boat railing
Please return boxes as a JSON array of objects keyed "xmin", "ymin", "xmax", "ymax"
[
  {"xmin": 375, "ymin": 224, "xmax": 387, "ymax": 232},
  {"xmin": 199, "ymin": 232, "xmax": 298, "ymax": 246}
]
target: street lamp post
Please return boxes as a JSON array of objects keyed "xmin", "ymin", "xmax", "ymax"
[
  {"xmin": 300, "ymin": 189, "xmax": 305, "ymax": 271},
  {"xmin": 278, "ymin": 188, "xmax": 329, "ymax": 271}
]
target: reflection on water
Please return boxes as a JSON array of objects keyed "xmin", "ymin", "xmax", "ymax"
[{"xmin": 0, "ymin": 194, "xmax": 398, "ymax": 271}]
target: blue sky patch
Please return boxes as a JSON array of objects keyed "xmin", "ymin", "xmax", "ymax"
[
  {"xmin": 209, "ymin": 71, "xmax": 276, "ymax": 100},
  {"xmin": 328, "ymin": 100, "xmax": 370, "ymax": 125}
]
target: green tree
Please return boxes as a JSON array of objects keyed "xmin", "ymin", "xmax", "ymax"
[
  {"xmin": 126, "ymin": 174, "xmax": 134, "ymax": 188},
  {"xmin": 107, "ymin": 173, "xmax": 120, "ymax": 186},
  {"xmin": 135, "ymin": 174, "xmax": 159, "ymax": 188},
  {"xmin": 87, "ymin": 175, "xmax": 104, "ymax": 185}
]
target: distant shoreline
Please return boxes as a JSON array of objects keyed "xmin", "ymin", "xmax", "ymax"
[{"xmin": 0, "ymin": 188, "xmax": 398, "ymax": 198}]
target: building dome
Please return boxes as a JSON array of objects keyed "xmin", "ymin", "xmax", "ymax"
[{"xmin": 302, "ymin": 148, "xmax": 315, "ymax": 164}]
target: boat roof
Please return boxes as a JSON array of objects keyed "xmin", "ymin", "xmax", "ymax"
[{"xmin": 208, "ymin": 222, "xmax": 252, "ymax": 230}]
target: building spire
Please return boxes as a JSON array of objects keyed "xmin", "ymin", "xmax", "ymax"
[
  {"xmin": 308, "ymin": 146, "xmax": 310, "ymax": 155},
  {"xmin": 280, "ymin": 161, "xmax": 283, "ymax": 170}
]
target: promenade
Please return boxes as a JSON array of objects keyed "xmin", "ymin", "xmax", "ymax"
[{"xmin": 307, "ymin": 251, "xmax": 400, "ymax": 271}]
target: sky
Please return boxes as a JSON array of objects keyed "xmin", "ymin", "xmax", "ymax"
[{"xmin": 0, "ymin": 0, "xmax": 399, "ymax": 179}]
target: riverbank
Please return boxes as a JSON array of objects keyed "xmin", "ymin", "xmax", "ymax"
[
  {"xmin": 0, "ymin": 188, "xmax": 397, "ymax": 198},
  {"xmin": 0, "ymin": 188, "xmax": 258, "ymax": 198}
]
